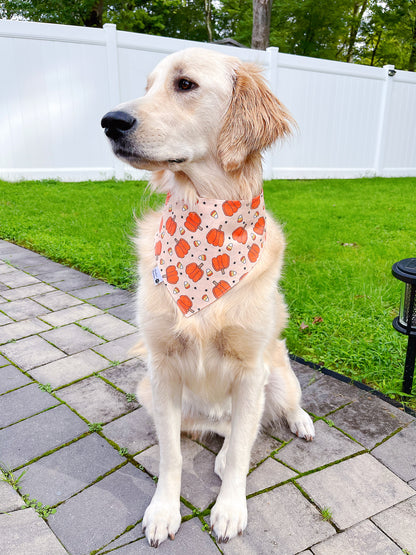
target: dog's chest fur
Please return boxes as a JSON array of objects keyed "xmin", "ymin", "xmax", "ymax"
[{"xmin": 136, "ymin": 204, "xmax": 286, "ymax": 409}]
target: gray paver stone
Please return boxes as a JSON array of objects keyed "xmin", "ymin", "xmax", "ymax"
[
  {"xmin": 410, "ymin": 478, "xmax": 416, "ymax": 490},
  {"xmin": 0, "ymin": 312, "xmax": 13, "ymax": 325},
  {"xmin": 372, "ymin": 421, "xmax": 416, "ymax": 482},
  {"xmin": 276, "ymin": 420, "xmax": 363, "ymax": 473},
  {"xmin": 0, "ymin": 318, "xmax": 51, "ymax": 344},
  {"xmin": 107, "ymin": 303, "xmax": 136, "ymax": 323},
  {"xmin": 1, "ymin": 283, "xmax": 54, "ymax": 301},
  {"xmin": 19, "ymin": 433, "xmax": 123, "ymax": 505},
  {"xmin": 0, "ymin": 251, "xmax": 43, "ymax": 266},
  {"xmin": 330, "ymin": 395, "xmax": 414, "ymax": 449},
  {"xmin": 30, "ymin": 349, "xmax": 110, "ymax": 388},
  {"xmin": 40, "ymin": 323, "xmax": 104, "ymax": 354},
  {"xmin": 70, "ymin": 283, "xmax": 117, "ymax": 299},
  {"xmin": 0, "ymin": 335, "xmax": 65, "ymax": 371},
  {"xmin": 311, "ymin": 519, "xmax": 403, "ymax": 555},
  {"xmin": 54, "ymin": 274, "xmax": 102, "ymax": 292},
  {"xmin": 292, "ymin": 360, "xmax": 325, "ymax": 390},
  {"xmin": 41, "ymin": 303, "xmax": 103, "ymax": 326},
  {"xmin": 371, "ymin": 495, "xmax": 416, "ymax": 555},
  {"xmin": 110, "ymin": 518, "xmax": 218, "ymax": 553},
  {"xmin": 222, "ymin": 483, "xmax": 335, "ymax": 555},
  {"xmin": 36, "ymin": 268, "xmax": 82, "ymax": 284},
  {"xmin": 0, "ymin": 365, "xmax": 32, "ymax": 394},
  {"xmin": 93, "ymin": 333, "xmax": 141, "ymax": 362},
  {"xmin": 0, "ymin": 383, "xmax": 59, "ymax": 428},
  {"xmin": 101, "ymin": 358, "xmax": 147, "ymax": 394},
  {"xmin": 0, "ymin": 404, "xmax": 88, "ymax": 469},
  {"xmin": 301, "ymin": 374, "xmax": 365, "ymax": 416},
  {"xmin": 57, "ymin": 376, "xmax": 136, "ymax": 424},
  {"xmin": 48, "ymin": 464, "xmax": 155, "ymax": 555},
  {"xmin": 0, "ymin": 507, "xmax": 67, "ymax": 555},
  {"xmin": 102, "ymin": 408, "xmax": 157, "ymax": 454},
  {"xmin": 0, "ymin": 263, "xmax": 15, "ymax": 275},
  {"xmin": 90, "ymin": 290, "xmax": 134, "ymax": 309},
  {"xmin": 0, "ymin": 482, "xmax": 24, "ymax": 513},
  {"xmin": 0, "ymin": 354, "xmax": 8, "ymax": 366},
  {"xmin": 249, "ymin": 433, "xmax": 281, "ymax": 469},
  {"xmin": 81, "ymin": 313, "xmax": 137, "ymax": 341},
  {"xmin": 298, "ymin": 454, "xmax": 414, "ymax": 530},
  {"xmin": 33, "ymin": 290, "xmax": 83, "ymax": 310},
  {"xmin": 247, "ymin": 456, "xmax": 296, "ymax": 495},
  {"xmin": 0, "ymin": 270, "xmax": 39, "ymax": 288},
  {"xmin": 14, "ymin": 257, "xmax": 63, "ymax": 274},
  {"xmin": 0, "ymin": 298, "xmax": 50, "ymax": 321},
  {"xmin": 135, "ymin": 437, "xmax": 221, "ymax": 509}
]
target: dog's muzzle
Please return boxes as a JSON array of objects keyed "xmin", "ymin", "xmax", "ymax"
[{"xmin": 101, "ymin": 111, "xmax": 136, "ymax": 141}]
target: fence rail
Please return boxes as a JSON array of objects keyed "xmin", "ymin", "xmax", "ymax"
[{"xmin": 1, "ymin": 20, "xmax": 416, "ymax": 182}]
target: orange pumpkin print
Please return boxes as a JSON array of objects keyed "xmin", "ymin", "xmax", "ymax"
[
  {"xmin": 164, "ymin": 265, "xmax": 178, "ymax": 284},
  {"xmin": 251, "ymin": 195, "xmax": 261, "ymax": 209},
  {"xmin": 212, "ymin": 254, "xmax": 230, "ymax": 274},
  {"xmin": 175, "ymin": 238, "xmax": 190, "ymax": 258},
  {"xmin": 248, "ymin": 243, "xmax": 260, "ymax": 263},
  {"xmin": 155, "ymin": 240, "xmax": 162, "ymax": 258},
  {"xmin": 212, "ymin": 280, "xmax": 231, "ymax": 299},
  {"xmin": 206, "ymin": 225, "xmax": 224, "ymax": 247},
  {"xmin": 232, "ymin": 225, "xmax": 248, "ymax": 244},
  {"xmin": 222, "ymin": 200, "xmax": 241, "ymax": 216},
  {"xmin": 166, "ymin": 215, "xmax": 177, "ymax": 236},
  {"xmin": 185, "ymin": 212, "xmax": 203, "ymax": 232},
  {"xmin": 159, "ymin": 218, "xmax": 163, "ymax": 233},
  {"xmin": 177, "ymin": 294, "xmax": 193, "ymax": 314},
  {"xmin": 253, "ymin": 216, "xmax": 265, "ymax": 235},
  {"xmin": 186, "ymin": 262, "xmax": 204, "ymax": 282}
]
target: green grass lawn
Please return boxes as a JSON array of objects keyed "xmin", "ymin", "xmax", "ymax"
[{"xmin": 1, "ymin": 177, "xmax": 415, "ymax": 407}]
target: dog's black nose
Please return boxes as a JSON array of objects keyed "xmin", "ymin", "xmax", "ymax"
[{"xmin": 101, "ymin": 111, "xmax": 136, "ymax": 140}]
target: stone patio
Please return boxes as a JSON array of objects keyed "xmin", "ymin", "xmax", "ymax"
[{"xmin": 0, "ymin": 239, "xmax": 415, "ymax": 554}]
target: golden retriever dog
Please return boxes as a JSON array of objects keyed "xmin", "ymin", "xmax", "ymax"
[{"xmin": 101, "ymin": 47, "xmax": 314, "ymax": 548}]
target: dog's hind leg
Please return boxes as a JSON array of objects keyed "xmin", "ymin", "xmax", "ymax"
[
  {"xmin": 262, "ymin": 340, "xmax": 315, "ymax": 441},
  {"xmin": 181, "ymin": 416, "xmax": 231, "ymax": 481}
]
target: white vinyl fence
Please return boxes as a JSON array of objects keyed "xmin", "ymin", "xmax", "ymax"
[{"xmin": 1, "ymin": 19, "xmax": 416, "ymax": 181}]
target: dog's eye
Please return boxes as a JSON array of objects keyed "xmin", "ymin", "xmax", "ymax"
[{"xmin": 176, "ymin": 78, "xmax": 197, "ymax": 92}]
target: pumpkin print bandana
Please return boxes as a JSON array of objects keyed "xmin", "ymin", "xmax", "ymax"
[{"xmin": 153, "ymin": 191, "xmax": 266, "ymax": 317}]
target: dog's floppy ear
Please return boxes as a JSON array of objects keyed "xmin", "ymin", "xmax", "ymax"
[{"xmin": 218, "ymin": 63, "xmax": 293, "ymax": 172}]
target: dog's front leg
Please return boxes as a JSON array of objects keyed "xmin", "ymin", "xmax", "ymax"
[
  {"xmin": 210, "ymin": 370, "xmax": 266, "ymax": 543},
  {"xmin": 142, "ymin": 366, "xmax": 182, "ymax": 548}
]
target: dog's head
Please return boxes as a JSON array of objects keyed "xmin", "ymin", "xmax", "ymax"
[{"xmin": 102, "ymin": 48, "xmax": 292, "ymax": 185}]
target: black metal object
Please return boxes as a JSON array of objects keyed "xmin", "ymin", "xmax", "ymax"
[{"xmin": 392, "ymin": 258, "xmax": 416, "ymax": 395}]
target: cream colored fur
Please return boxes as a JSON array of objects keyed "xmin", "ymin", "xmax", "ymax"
[{"xmin": 103, "ymin": 47, "xmax": 315, "ymax": 548}]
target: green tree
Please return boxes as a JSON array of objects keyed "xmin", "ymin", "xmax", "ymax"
[
  {"xmin": 359, "ymin": 0, "xmax": 416, "ymax": 70},
  {"xmin": 2, "ymin": 0, "xmax": 105, "ymax": 26},
  {"xmin": 269, "ymin": 0, "xmax": 350, "ymax": 59}
]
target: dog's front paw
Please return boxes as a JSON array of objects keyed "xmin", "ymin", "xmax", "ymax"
[
  {"xmin": 210, "ymin": 493, "xmax": 247, "ymax": 543},
  {"xmin": 142, "ymin": 499, "xmax": 181, "ymax": 548},
  {"xmin": 288, "ymin": 407, "xmax": 315, "ymax": 441}
]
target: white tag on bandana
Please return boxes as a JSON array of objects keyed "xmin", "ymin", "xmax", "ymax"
[
  {"xmin": 152, "ymin": 266, "xmax": 163, "ymax": 285},
  {"xmin": 154, "ymin": 191, "xmax": 267, "ymax": 316}
]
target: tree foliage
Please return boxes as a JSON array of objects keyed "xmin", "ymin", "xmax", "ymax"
[{"xmin": 2, "ymin": 0, "xmax": 416, "ymax": 70}]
